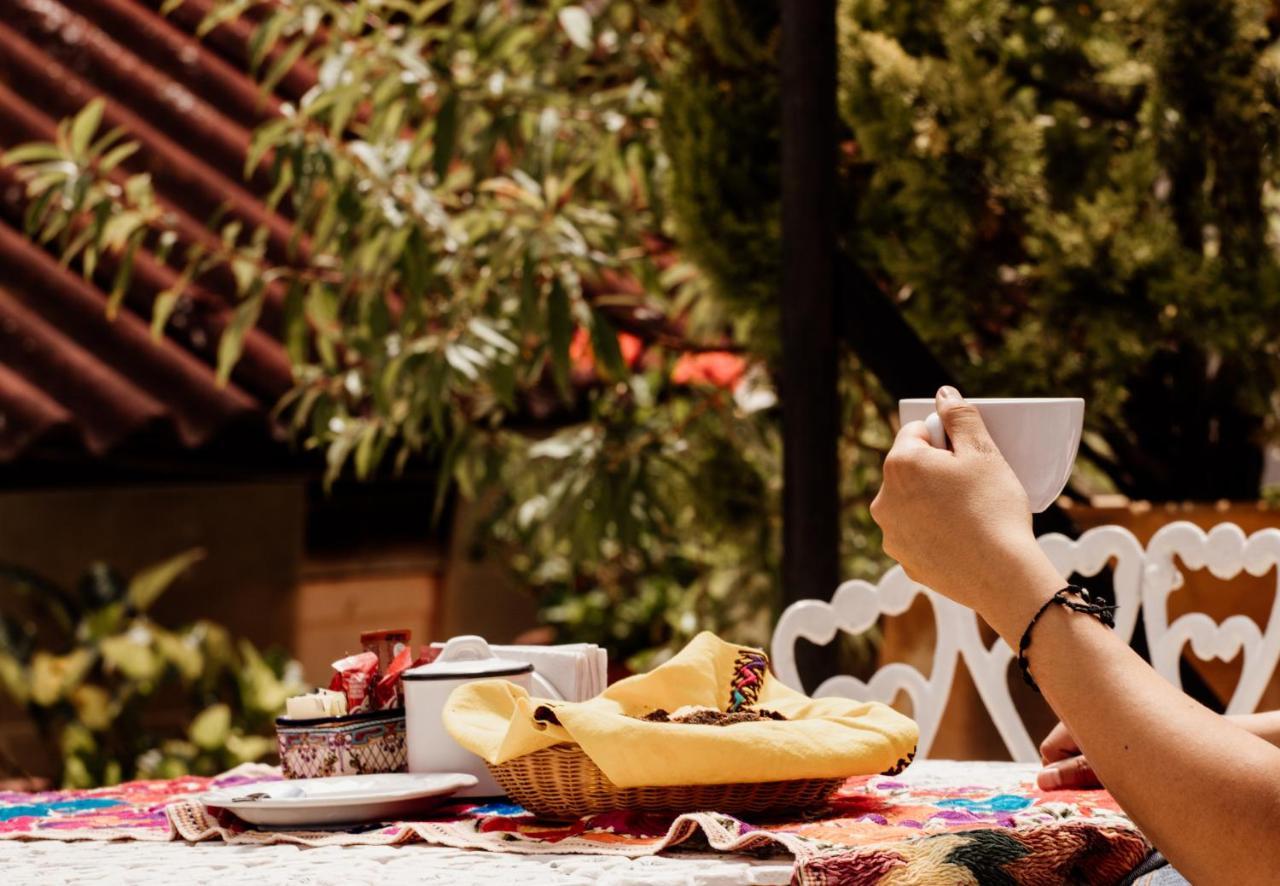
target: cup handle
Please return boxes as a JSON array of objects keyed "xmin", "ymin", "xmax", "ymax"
[
  {"xmin": 923, "ymin": 412, "xmax": 948, "ymax": 449},
  {"xmin": 438, "ymin": 635, "xmax": 494, "ymax": 662}
]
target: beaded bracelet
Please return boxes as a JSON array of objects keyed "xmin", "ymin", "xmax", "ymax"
[{"xmin": 1017, "ymin": 585, "xmax": 1118, "ymax": 693}]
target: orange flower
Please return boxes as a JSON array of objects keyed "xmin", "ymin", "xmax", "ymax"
[
  {"xmin": 569, "ymin": 328, "xmax": 646, "ymax": 379},
  {"xmin": 670, "ymin": 352, "xmax": 747, "ymax": 389}
]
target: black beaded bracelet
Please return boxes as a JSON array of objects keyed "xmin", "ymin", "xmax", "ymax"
[{"xmin": 1017, "ymin": 585, "xmax": 1117, "ymax": 693}]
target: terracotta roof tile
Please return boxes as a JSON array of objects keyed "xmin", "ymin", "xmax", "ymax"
[{"xmin": 0, "ymin": 0, "xmax": 298, "ymax": 463}]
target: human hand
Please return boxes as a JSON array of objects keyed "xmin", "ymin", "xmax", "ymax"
[
  {"xmin": 1037, "ymin": 720, "xmax": 1101, "ymax": 790},
  {"xmin": 869, "ymin": 386, "xmax": 1062, "ymax": 642}
]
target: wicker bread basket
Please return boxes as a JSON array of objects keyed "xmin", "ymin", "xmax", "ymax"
[{"xmin": 488, "ymin": 743, "xmax": 843, "ymax": 820}]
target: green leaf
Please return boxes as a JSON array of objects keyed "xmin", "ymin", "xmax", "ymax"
[
  {"xmin": 189, "ymin": 703, "xmax": 231, "ymax": 751},
  {"xmin": 151, "ymin": 290, "xmax": 181, "ymax": 339},
  {"xmin": 1, "ymin": 142, "xmax": 64, "ymax": 166},
  {"xmin": 154, "ymin": 629, "xmax": 203, "ymax": 681},
  {"xmin": 0, "ymin": 653, "xmax": 28, "ymax": 705},
  {"xmin": 547, "ymin": 279, "xmax": 572, "ymax": 399},
  {"xmin": 97, "ymin": 141, "xmax": 139, "ymax": 173},
  {"xmin": 126, "ymin": 548, "xmax": 205, "ymax": 612},
  {"xmin": 558, "ymin": 6, "xmax": 593, "ymax": 50},
  {"xmin": 69, "ymin": 99, "xmax": 106, "ymax": 159},
  {"xmin": 261, "ymin": 38, "xmax": 307, "ymax": 96},
  {"xmin": 432, "ymin": 430, "xmax": 467, "ymax": 521},
  {"xmin": 432, "ymin": 91, "xmax": 459, "ymax": 182},
  {"xmin": 244, "ymin": 119, "xmax": 289, "ymax": 178},
  {"xmin": 249, "ymin": 11, "xmax": 287, "ymax": 73},
  {"xmin": 588, "ymin": 309, "xmax": 626, "ymax": 380},
  {"xmin": 519, "ymin": 251, "xmax": 539, "ymax": 332},
  {"xmin": 225, "ymin": 732, "xmax": 274, "ymax": 763},
  {"xmin": 106, "ymin": 230, "xmax": 143, "ymax": 320},
  {"xmin": 217, "ymin": 293, "xmax": 264, "ymax": 384},
  {"xmin": 22, "ymin": 187, "xmax": 56, "ymax": 235},
  {"xmin": 324, "ymin": 421, "xmax": 362, "ymax": 489},
  {"xmin": 100, "ymin": 636, "xmax": 162, "ymax": 682},
  {"xmin": 468, "ymin": 318, "xmax": 518, "ymax": 355},
  {"xmin": 229, "ymin": 257, "xmax": 258, "ymax": 296},
  {"xmin": 354, "ymin": 422, "xmax": 384, "ymax": 480},
  {"xmin": 195, "ymin": 0, "xmax": 251, "ymax": 37},
  {"xmin": 282, "ymin": 278, "xmax": 309, "ymax": 364}
]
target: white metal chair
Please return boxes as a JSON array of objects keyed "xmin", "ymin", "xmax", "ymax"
[
  {"xmin": 1142, "ymin": 522, "xmax": 1280, "ymax": 715},
  {"xmin": 771, "ymin": 521, "xmax": 1272, "ymax": 762}
]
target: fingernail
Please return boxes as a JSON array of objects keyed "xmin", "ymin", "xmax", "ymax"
[
  {"xmin": 1037, "ymin": 766, "xmax": 1062, "ymax": 790},
  {"xmin": 937, "ymin": 385, "xmax": 960, "ymax": 400}
]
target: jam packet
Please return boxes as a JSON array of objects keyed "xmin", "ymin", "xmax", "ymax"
[
  {"xmin": 330, "ymin": 651, "xmax": 379, "ymax": 714},
  {"xmin": 372, "ymin": 645, "xmax": 413, "ymax": 710}
]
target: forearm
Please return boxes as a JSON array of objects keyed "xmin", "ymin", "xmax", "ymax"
[
  {"xmin": 1231, "ymin": 711, "xmax": 1280, "ymax": 747},
  {"xmin": 986, "ymin": 558, "xmax": 1280, "ymax": 885}
]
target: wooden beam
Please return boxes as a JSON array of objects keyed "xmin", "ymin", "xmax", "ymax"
[{"xmin": 780, "ymin": 0, "xmax": 839, "ymax": 689}]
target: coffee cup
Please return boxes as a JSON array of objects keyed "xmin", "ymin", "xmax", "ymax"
[{"xmin": 897, "ymin": 397, "xmax": 1084, "ymax": 513}]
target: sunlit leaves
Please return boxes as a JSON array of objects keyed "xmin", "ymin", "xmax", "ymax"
[{"xmin": 0, "ymin": 0, "xmax": 784, "ymax": 669}]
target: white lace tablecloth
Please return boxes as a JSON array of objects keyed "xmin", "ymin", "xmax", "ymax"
[
  {"xmin": 0, "ymin": 761, "xmax": 1037, "ymax": 885},
  {"xmin": 0, "ymin": 840, "xmax": 794, "ymax": 885}
]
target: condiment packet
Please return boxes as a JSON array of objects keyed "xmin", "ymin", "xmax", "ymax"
[
  {"xmin": 361, "ymin": 628, "xmax": 412, "ymax": 673},
  {"xmin": 331, "ymin": 651, "xmax": 379, "ymax": 714},
  {"xmin": 373, "ymin": 645, "xmax": 413, "ymax": 710},
  {"xmin": 285, "ymin": 688, "xmax": 348, "ymax": 719}
]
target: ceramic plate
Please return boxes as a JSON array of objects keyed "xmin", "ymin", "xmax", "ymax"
[{"xmin": 200, "ymin": 772, "xmax": 478, "ymax": 827}]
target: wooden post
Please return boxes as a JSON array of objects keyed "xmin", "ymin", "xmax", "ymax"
[{"xmin": 780, "ymin": 0, "xmax": 839, "ymax": 689}]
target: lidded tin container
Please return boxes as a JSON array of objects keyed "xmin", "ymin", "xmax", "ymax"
[
  {"xmin": 276, "ymin": 708, "xmax": 406, "ymax": 779},
  {"xmin": 404, "ymin": 635, "xmax": 557, "ymax": 796}
]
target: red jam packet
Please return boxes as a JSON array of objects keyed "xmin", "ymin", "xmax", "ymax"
[
  {"xmin": 372, "ymin": 645, "xmax": 413, "ymax": 710},
  {"xmin": 360, "ymin": 628, "xmax": 412, "ymax": 673},
  {"xmin": 331, "ymin": 651, "xmax": 379, "ymax": 714}
]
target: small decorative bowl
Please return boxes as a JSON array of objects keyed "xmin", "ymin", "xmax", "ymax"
[{"xmin": 276, "ymin": 708, "xmax": 407, "ymax": 779}]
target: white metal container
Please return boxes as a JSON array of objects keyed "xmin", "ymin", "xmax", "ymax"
[{"xmin": 403, "ymin": 635, "xmax": 557, "ymax": 797}]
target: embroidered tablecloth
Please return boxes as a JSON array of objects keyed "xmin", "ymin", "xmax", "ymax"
[{"xmin": 0, "ymin": 761, "xmax": 1150, "ymax": 885}]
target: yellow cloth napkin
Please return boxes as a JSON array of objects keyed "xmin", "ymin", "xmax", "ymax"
[{"xmin": 443, "ymin": 631, "xmax": 918, "ymax": 788}]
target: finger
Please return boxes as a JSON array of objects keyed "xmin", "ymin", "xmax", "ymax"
[
  {"xmin": 934, "ymin": 386, "xmax": 997, "ymax": 456},
  {"xmin": 1039, "ymin": 723, "xmax": 1079, "ymax": 764},
  {"xmin": 893, "ymin": 419, "xmax": 933, "ymax": 452},
  {"xmin": 1036, "ymin": 755, "xmax": 1100, "ymax": 791}
]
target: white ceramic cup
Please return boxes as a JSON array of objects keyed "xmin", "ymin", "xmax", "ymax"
[
  {"xmin": 403, "ymin": 635, "xmax": 560, "ymax": 797},
  {"xmin": 897, "ymin": 397, "xmax": 1084, "ymax": 513}
]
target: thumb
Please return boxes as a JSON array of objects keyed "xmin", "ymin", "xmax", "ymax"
[
  {"xmin": 935, "ymin": 386, "xmax": 996, "ymax": 456},
  {"xmin": 1037, "ymin": 755, "xmax": 1099, "ymax": 791}
]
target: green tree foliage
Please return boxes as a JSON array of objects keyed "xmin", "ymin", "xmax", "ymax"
[
  {"xmin": 0, "ymin": 1, "xmax": 791, "ymax": 668},
  {"xmin": 0, "ymin": 552, "xmax": 303, "ymax": 787},
  {"xmin": 664, "ymin": 0, "xmax": 1280, "ymax": 499}
]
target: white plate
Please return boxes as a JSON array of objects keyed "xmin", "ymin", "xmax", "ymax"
[{"xmin": 200, "ymin": 772, "xmax": 478, "ymax": 827}]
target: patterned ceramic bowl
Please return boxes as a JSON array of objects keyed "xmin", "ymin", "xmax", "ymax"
[{"xmin": 276, "ymin": 708, "xmax": 407, "ymax": 779}]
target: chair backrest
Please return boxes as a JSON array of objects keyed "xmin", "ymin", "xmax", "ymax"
[{"xmin": 770, "ymin": 520, "xmax": 1278, "ymax": 762}]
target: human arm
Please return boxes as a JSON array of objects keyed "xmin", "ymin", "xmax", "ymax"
[
  {"xmin": 1039, "ymin": 709, "xmax": 1280, "ymax": 789},
  {"xmin": 869, "ymin": 387, "xmax": 1280, "ymax": 886}
]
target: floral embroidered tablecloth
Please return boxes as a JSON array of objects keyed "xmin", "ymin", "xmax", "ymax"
[{"xmin": 0, "ymin": 761, "xmax": 1150, "ymax": 885}]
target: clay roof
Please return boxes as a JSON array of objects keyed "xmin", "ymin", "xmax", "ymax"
[{"xmin": 0, "ymin": 0, "xmax": 301, "ymax": 465}]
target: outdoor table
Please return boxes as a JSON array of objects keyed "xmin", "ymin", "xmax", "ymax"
[{"xmin": 0, "ymin": 761, "xmax": 1151, "ymax": 885}]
